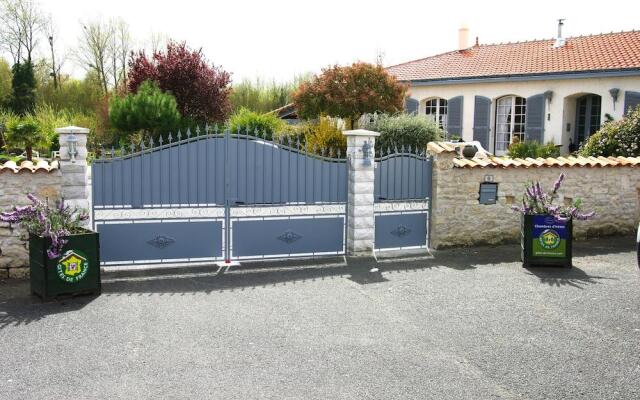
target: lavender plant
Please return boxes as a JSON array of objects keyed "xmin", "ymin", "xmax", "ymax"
[
  {"xmin": 511, "ymin": 173, "xmax": 595, "ymax": 222},
  {"xmin": 1, "ymin": 194, "xmax": 89, "ymax": 259}
]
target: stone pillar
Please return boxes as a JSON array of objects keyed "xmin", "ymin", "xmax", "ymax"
[
  {"xmin": 56, "ymin": 126, "xmax": 91, "ymax": 225},
  {"xmin": 343, "ymin": 129, "xmax": 380, "ymax": 256}
]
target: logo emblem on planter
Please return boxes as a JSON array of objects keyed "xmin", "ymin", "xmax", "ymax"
[
  {"xmin": 56, "ymin": 250, "xmax": 89, "ymax": 283},
  {"xmin": 539, "ymin": 229, "xmax": 561, "ymax": 250}
]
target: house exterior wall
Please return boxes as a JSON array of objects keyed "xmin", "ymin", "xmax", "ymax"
[
  {"xmin": 428, "ymin": 151, "xmax": 640, "ymax": 249},
  {"xmin": 407, "ymin": 75, "xmax": 640, "ymax": 153}
]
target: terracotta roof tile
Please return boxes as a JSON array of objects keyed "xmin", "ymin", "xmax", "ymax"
[
  {"xmin": 0, "ymin": 160, "xmax": 59, "ymax": 173},
  {"xmin": 429, "ymin": 141, "xmax": 640, "ymax": 168},
  {"xmin": 387, "ymin": 31, "xmax": 640, "ymax": 81}
]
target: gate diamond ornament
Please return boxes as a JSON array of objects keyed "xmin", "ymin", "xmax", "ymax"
[
  {"xmin": 278, "ymin": 230, "xmax": 302, "ymax": 244},
  {"xmin": 147, "ymin": 235, "xmax": 176, "ymax": 249},
  {"xmin": 391, "ymin": 225, "xmax": 412, "ymax": 237}
]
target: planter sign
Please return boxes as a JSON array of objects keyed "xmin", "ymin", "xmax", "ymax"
[
  {"xmin": 532, "ymin": 215, "xmax": 567, "ymax": 258},
  {"xmin": 56, "ymin": 249, "xmax": 90, "ymax": 283}
]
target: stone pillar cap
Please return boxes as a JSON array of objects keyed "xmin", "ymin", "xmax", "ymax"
[
  {"xmin": 55, "ymin": 126, "xmax": 90, "ymax": 134},
  {"xmin": 343, "ymin": 129, "xmax": 380, "ymax": 137}
]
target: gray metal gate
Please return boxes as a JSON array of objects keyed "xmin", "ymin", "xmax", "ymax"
[
  {"xmin": 373, "ymin": 146, "xmax": 432, "ymax": 251},
  {"xmin": 92, "ymin": 128, "xmax": 348, "ymax": 266}
]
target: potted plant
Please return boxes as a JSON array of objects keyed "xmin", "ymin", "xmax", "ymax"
[
  {"xmin": 1, "ymin": 194, "xmax": 100, "ymax": 300},
  {"xmin": 512, "ymin": 173, "xmax": 595, "ymax": 268}
]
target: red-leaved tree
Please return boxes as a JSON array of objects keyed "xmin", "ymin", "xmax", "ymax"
[
  {"xmin": 293, "ymin": 62, "xmax": 406, "ymax": 129},
  {"xmin": 128, "ymin": 41, "xmax": 232, "ymax": 122}
]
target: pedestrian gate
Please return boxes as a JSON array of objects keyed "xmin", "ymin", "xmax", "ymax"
[
  {"xmin": 373, "ymin": 147, "xmax": 432, "ymax": 251},
  {"xmin": 92, "ymin": 129, "xmax": 348, "ymax": 266}
]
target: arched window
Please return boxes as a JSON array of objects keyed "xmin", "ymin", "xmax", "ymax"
[
  {"xmin": 495, "ymin": 96, "xmax": 526, "ymax": 154},
  {"xmin": 424, "ymin": 98, "xmax": 448, "ymax": 132}
]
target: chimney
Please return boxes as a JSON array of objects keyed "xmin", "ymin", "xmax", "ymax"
[
  {"xmin": 553, "ymin": 19, "xmax": 566, "ymax": 48},
  {"xmin": 458, "ymin": 25, "xmax": 469, "ymax": 51}
]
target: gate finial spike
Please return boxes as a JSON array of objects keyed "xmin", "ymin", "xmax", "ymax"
[
  {"xmin": 149, "ymin": 137, "xmax": 154, "ymax": 148},
  {"xmin": 195, "ymin": 126, "xmax": 201, "ymax": 136},
  {"xmin": 120, "ymin": 144, "xmax": 125, "ymax": 156},
  {"xmin": 186, "ymin": 128, "xmax": 192, "ymax": 138},
  {"xmin": 408, "ymin": 144, "xmax": 412, "ymax": 153},
  {"xmin": 100, "ymin": 145, "xmax": 105, "ymax": 159},
  {"xmin": 110, "ymin": 146, "xmax": 115, "ymax": 158},
  {"xmin": 328, "ymin": 147, "xmax": 334, "ymax": 158},
  {"xmin": 168, "ymin": 132, "xmax": 173, "ymax": 143},
  {"xmin": 159, "ymin": 135, "xmax": 164, "ymax": 145},
  {"xmin": 254, "ymin": 127, "xmax": 259, "ymax": 138},
  {"xmin": 337, "ymin": 148, "xmax": 341, "ymax": 158},
  {"xmin": 177, "ymin": 130, "xmax": 182, "ymax": 140},
  {"xmin": 141, "ymin": 141, "xmax": 146, "ymax": 150},
  {"xmin": 205, "ymin": 124, "xmax": 210, "ymax": 135},
  {"xmin": 237, "ymin": 126, "xmax": 242, "ymax": 135},
  {"xmin": 387, "ymin": 146, "xmax": 391, "ymax": 156},
  {"xmin": 401, "ymin": 144, "xmax": 405, "ymax": 153},
  {"xmin": 321, "ymin": 146, "xmax": 327, "ymax": 157},
  {"xmin": 130, "ymin": 143, "xmax": 135, "ymax": 153},
  {"xmin": 286, "ymin": 135, "xmax": 292, "ymax": 147},
  {"xmin": 213, "ymin": 125, "xmax": 219, "ymax": 135}
]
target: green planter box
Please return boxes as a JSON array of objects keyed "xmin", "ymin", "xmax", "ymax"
[
  {"xmin": 521, "ymin": 214, "xmax": 572, "ymax": 268},
  {"xmin": 29, "ymin": 229, "xmax": 101, "ymax": 300}
]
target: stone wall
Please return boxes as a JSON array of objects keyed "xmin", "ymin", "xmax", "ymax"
[
  {"xmin": 0, "ymin": 171, "xmax": 62, "ymax": 279},
  {"xmin": 430, "ymin": 151, "xmax": 640, "ymax": 248}
]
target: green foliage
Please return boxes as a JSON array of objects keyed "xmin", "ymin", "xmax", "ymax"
[
  {"xmin": 37, "ymin": 75, "xmax": 104, "ymax": 114},
  {"xmin": 299, "ymin": 117, "xmax": 346, "ymax": 156},
  {"xmin": 580, "ymin": 105, "xmax": 640, "ymax": 157},
  {"xmin": 293, "ymin": 62, "xmax": 406, "ymax": 129},
  {"xmin": 4, "ymin": 114, "xmax": 48, "ymax": 160},
  {"xmin": 109, "ymin": 80, "xmax": 181, "ymax": 142},
  {"xmin": 0, "ymin": 59, "xmax": 12, "ymax": 107},
  {"xmin": 507, "ymin": 141, "xmax": 560, "ymax": 159},
  {"xmin": 363, "ymin": 113, "xmax": 442, "ymax": 153},
  {"xmin": 228, "ymin": 107, "xmax": 284, "ymax": 140},
  {"xmin": 10, "ymin": 62, "xmax": 36, "ymax": 116},
  {"xmin": 230, "ymin": 76, "xmax": 308, "ymax": 113}
]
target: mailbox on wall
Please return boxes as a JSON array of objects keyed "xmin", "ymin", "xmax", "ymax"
[{"xmin": 479, "ymin": 182, "xmax": 498, "ymax": 205}]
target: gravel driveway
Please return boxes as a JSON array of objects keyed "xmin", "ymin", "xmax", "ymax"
[{"xmin": 1, "ymin": 236, "xmax": 639, "ymax": 400}]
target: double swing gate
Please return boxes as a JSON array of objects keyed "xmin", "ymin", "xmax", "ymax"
[
  {"xmin": 92, "ymin": 128, "xmax": 433, "ymax": 267},
  {"xmin": 92, "ymin": 128, "xmax": 348, "ymax": 266}
]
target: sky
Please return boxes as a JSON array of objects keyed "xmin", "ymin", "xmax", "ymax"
[{"xmin": 29, "ymin": 0, "xmax": 640, "ymax": 83}]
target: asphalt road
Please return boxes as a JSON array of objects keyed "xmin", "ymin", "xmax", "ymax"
[{"xmin": 1, "ymin": 236, "xmax": 639, "ymax": 400}]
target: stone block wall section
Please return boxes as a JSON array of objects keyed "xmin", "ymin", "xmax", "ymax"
[
  {"xmin": 0, "ymin": 170, "xmax": 62, "ymax": 279},
  {"xmin": 428, "ymin": 143, "xmax": 640, "ymax": 249}
]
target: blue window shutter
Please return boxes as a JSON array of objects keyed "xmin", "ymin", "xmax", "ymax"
[
  {"xmin": 447, "ymin": 96, "xmax": 463, "ymax": 136},
  {"xmin": 404, "ymin": 97, "xmax": 419, "ymax": 115},
  {"xmin": 525, "ymin": 94, "xmax": 545, "ymax": 143},
  {"xmin": 624, "ymin": 91, "xmax": 640, "ymax": 115},
  {"xmin": 473, "ymin": 96, "xmax": 491, "ymax": 150}
]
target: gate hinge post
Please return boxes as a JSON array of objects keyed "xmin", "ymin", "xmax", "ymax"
[
  {"xmin": 56, "ymin": 126, "xmax": 92, "ymax": 228},
  {"xmin": 343, "ymin": 129, "xmax": 380, "ymax": 257}
]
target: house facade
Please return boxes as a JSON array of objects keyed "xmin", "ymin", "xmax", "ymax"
[{"xmin": 387, "ymin": 28, "xmax": 640, "ymax": 155}]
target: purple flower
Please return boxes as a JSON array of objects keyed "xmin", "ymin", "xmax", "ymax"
[{"xmin": 552, "ymin": 173, "xmax": 565, "ymax": 194}]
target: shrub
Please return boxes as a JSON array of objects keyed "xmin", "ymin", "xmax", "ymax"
[
  {"xmin": 362, "ymin": 113, "xmax": 442, "ymax": 153},
  {"xmin": 580, "ymin": 105, "xmax": 640, "ymax": 157},
  {"xmin": 228, "ymin": 107, "xmax": 284, "ymax": 140},
  {"xmin": 507, "ymin": 141, "xmax": 560, "ymax": 159},
  {"xmin": 109, "ymin": 80, "xmax": 181, "ymax": 143},
  {"xmin": 299, "ymin": 116, "xmax": 346, "ymax": 156}
]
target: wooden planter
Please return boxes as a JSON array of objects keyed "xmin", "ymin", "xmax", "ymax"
[
  {"xmin": 521, "ymin": 214, "xmax": 572, "ymax": 268},
  {"xmin": 29, "ymin": 229, "xmax": 101, "ymax": 300}
]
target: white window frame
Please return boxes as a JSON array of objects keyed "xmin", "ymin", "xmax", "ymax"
[
  {"xmin": 424, "ymin": 98, "xmax": 448, "ymax": 135},
  {"xmin": 494, "ymin": 96, "xmax": 526, "ymax": 155}
]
